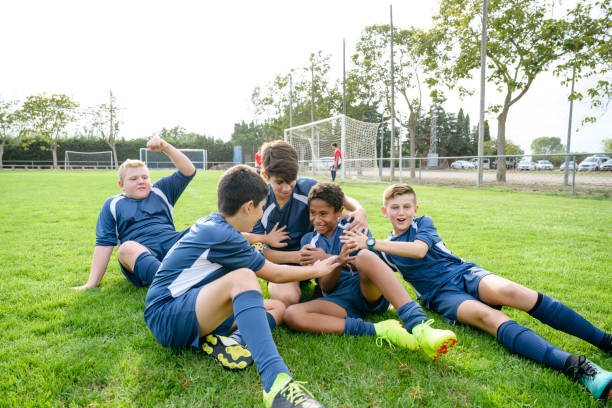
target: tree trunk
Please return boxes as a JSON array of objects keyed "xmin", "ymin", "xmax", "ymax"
[
  {"xmin": 0, "ymin": 140, "xmax": 4, "ymax": 169},
  {"xmin": 112, "ymin": 144, "xmax": 118, "ymax": 169},
  {"xmin": 52, "ymin": 146, "xmax": 58, "ymax": 169},
  {"xmin": 409, "ymin": 110, "xmax": 417, "ymax": 178},
  {"xmin": 496, "ymin": 107, "xmax": 509, "ymax": 182}
]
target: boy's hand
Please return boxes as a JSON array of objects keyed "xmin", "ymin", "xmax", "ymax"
[
  {"xmin": 299, "ymin": 244, "xmax": 328, "ymax": 265},
  {"xmin": 146, "ymin": 137, "xmax": 169, "ymax": 152},
  {"xmin": 72, "ymin": 283, "xmax": 96, "ymax": 291},
  {"xmin": 340, "ymin": 229, "xmax": 368, "ymax": 251},
  {"xmin": 344, "ymin": 207, "xmax": 368, "ymax": 233},
  {"xmin": 311, "ymin": 256, "xmax": 340, "ymax": 278},
  {"xmin": 337, "ymin": 243, "xmax": 356, "ymax": 266},
  {"xmin": 265, "ymin": 223, "xmax": 290, "ymax": 248}
]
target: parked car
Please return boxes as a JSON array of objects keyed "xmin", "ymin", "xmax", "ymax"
[
  {"xmin": 600, "ymin": 159, "xmax": 612, "ymax": 171},
  {"xmin": 491, "ymin": 159, "xmax": 515, "ymax": 169},
  {"xmin": 517, "ymin": 160, "xmax": 536, "ymax": 171},
  {"xmin": 308, "ymin": 156, "xmax": 335, "ymax": 170},
  {"xmin": 578, "ymin": 156, "xmax": 603, "ymax": 171},
  {"xmin": 559, "ymin": 160, "xmax": 577, "ymax": 171},
  {"xmin": 535, "ymin": 160, "xmax": 554, "ymax": 171},
  {"xmin": 469, "ymin": 158, "xmax": 490, "ymax": 169},
  {"xmin": 450, "ymin": 160, "xmax": 475, "ymax": 169}
]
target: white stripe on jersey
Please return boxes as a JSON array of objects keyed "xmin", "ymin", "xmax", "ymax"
[
  {"xmin": 435, "ymin": 241, "xmax": 452, "ymax": 255},
  {"xmin": 151, "ymin": 187, "xmax": 174, "ymax": 217},
  {"xmin": 292, "ymin": 192, "xmax": 308, "ymax": 205},
  {"xmin": 168, "ymin": 248, "xmax": 222, "ymax": 298},
  {"xmin": 109, "ymin": 195, "xmax": 124, "ymax": 243},
  {"xmin": 309, "ymin": 233, "xmax": 320, "ymax": 246},
  {"xmin": 261, "ymin": 203, "xmax": 276, "ymax": 229}
]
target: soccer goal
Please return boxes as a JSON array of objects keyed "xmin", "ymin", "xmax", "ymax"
[
  {"xmin": 139, "ymin": 148, "xmax": 207, "ymax": 170},
  {"xmin": 64, "ymin": 151, "xmax": 114, "ymax": 169},
  {"xmin": 284, "ymin": 115, "xmax": 379, "ymax": 182}
]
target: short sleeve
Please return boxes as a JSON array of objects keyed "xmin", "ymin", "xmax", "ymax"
[
  {"xmin": 300, "ymin": 232, "xmax": 315, "ymax": 248},
  {"xmin": 95, "ymin": 199, "xmax": 118, "ymax": 246},
  {"xmin": 413, "ymin": 216, "xmax": 440, "ymax": 249},
  {"xmin": 152, "ymin": 170, "xmax": 195, "ymax": 206},
  {"xmin": 208, "ymin": 234, "xmax": 266, "ymax": 272}
]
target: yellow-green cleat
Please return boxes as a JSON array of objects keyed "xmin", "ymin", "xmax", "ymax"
[
  {"xmin": 374, "ymin": 319, "xmax": 419, "ymax": 350},
  {"xmin": 411, "ymin": 319, "xmax": 457, "ymax": 361},
  {"xmin": 202, "ymin": 334, "xmax": 253, "ymax": 371},
  {"xmin": 263, "ymin": 373, "xmax": 324, "ymax": 408}
]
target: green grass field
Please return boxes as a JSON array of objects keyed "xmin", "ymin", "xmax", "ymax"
[{"xmin": 0, "ymin": 170, "xmax": 610, "ymax": 407}]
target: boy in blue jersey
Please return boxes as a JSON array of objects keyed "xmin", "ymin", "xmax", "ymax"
[
  {"xmin": 145, "ymin": 165, "xmax": 339, "ymax": 408},
  {"xmin": 284, "ymin": 182, "xmax": 458, "ymax": 361},
  {"xmin": 244, "ymin": 140, "xmax": 368, "ymax": 307},
  {"xmin": 74, "ymin": 137, "xmax": 196, "ymax": 290},
  {"xmin": 341, "ymin": 184, "xmax": 612, "ymax": 400}
]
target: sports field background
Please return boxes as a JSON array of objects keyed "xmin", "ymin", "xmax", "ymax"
[{"xmin": 0, "ymin": 170, "xmax": 610, "ymax": 407}]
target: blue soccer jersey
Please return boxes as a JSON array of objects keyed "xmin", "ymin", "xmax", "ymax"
[
  {"xmin": 378, "ymin": 215, "xmax": 476, "ymax": 308},
  {"xmin": 145, "ymin": 212, "xmax": 267, "ymax": 309},
  {"xmin": 251, "ymin": 178, "xmax": 317, "ymax": 252},
  {"xmin": 300, "ymin": 218, "xmax": 366, "ymax": 293},
  {"xmin": 95, "ymin": 170, "xmax": 195, "ymax": 259}
]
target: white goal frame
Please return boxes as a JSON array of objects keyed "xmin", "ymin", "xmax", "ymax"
[
  {"xmin": 64, "ymin": 150, "xmax": 114, "ymax": 170},
  {"xmin": 284, "ymin": 114, "xmax": 379, "ymax": 182},
  {"xmin": 139, "ymin": 148, "xmax": 207, "ymax": 170}
]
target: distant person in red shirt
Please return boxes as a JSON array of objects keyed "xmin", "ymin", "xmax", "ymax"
[
  {"xmin": 331, "ymin": 142, "xmax": 342, "ymax": 182},
  {"xmin": 254, "ymin": 148, "xmax": 262, "ymax": 175}
]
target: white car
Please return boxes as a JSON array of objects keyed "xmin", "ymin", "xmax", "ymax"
[
  {"xmin": 559, "ymin": 160, "xmax": 576, "ymax": 171},
  {"xmin": 517, "ymin": 160, "xmax": 536, "ymax": 171},
  {"xmin": 535, "ymin": 160, "xmax": 554, "ymax": 170},
  {"xmin": 578, "ymin": 156, "xmax": 603, "ymax": 171},
  {"xmin": 450, "ymin": 160, "xmax": 475, "ymax": 169}
]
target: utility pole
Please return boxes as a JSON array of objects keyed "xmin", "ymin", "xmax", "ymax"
[
  {"xmin": 477, "ymin": 0, "xmax": 488, "ymax": 187},
  {"xmin": 390, "ymin": 5, "xmax": 396, "ymax": 181}
]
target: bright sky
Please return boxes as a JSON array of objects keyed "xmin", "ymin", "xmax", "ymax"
[{"xmin": 1, "ymin": 0, "xmax": 610, "ymax": 154}]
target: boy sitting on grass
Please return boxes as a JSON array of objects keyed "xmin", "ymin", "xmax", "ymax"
[
  {"xmin": 74, "ymin": 137, "xmax": 196, "ymax": 290},
  {"xmin": 341, "ymin": 183, "xmax": 612, "ymax": 400},
  {"xmin": 284, "ymin": 182, "xmax": 458, "ymax": 361},
  {"xmin": 145, "ymin": 165, "xmax": 339, "ymax": 408},
  {"xmin": 244, "ymin": 140, "xmax": 368, "ymax": 307}
]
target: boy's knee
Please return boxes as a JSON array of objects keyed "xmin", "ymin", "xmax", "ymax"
[
  {"xmin": 264, "ymin": 299, "xmax": 286, "ymax": 326},
  {"xmin": 284, "ymin": 304, "xmax": 305, "ymax": 330},
  {"xmin": 117, "ymin": 241, "xmax": 150, "ymax": 267},
  {"xmin": 227, "ymin": 268, "xmax": 261, "ymax": 296},
  {"xmin": 269, "ymin": 285, "xmax": 301, "ymax": 308}
]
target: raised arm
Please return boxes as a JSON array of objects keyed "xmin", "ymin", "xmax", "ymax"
[
  {"xmin": 343, "ymin": 195, "xmax": 368, "ymax": 233},
  {"xmin": 147, "ymin": 137, "xmax": 196, "ymax": 177},
  {"xmin": 73, "ymin": 245, "xmax": 115, "ymax": 290}
]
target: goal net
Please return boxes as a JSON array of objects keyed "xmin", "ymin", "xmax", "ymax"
[
  {"xmin": 64, "ymin": 151, "xmax": 114, "ymax": 169},
  {"xmin": 139, "ymin": 148, "xmax": 207, "ymax": 170},
  {"xmin": 284, "ymin": 115, "xmax": 379, "ymax": 181}
]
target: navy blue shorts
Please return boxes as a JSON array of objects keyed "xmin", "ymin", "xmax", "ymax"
[
  {"xmin": 119, "ymin": 251, "xmax": 161, "ymax": 288},
  {"xmin": 144, "ymin": 287, "xmax": 235, "ymax": 349},
  {"xmin": 428, "ymin": 266, "xmax": 494, "ymax": 323},
  {"xmin": 321, "ymin": 275, "xmax": 389, "ymax": 318}
]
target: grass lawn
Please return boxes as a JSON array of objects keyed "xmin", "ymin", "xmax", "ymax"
[{"xmin": 0, "ymin": 170, "xmax": 610, "ymax": 407}]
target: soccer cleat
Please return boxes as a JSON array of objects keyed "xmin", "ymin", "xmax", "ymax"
[
  {"xmin": 564, "ymin": 355, "xmax": 612, "ymax": 400},
  {"xmin": 202, "ymin": 334, "xmax": 253, "ymax": 371},
  {"xmin": 411, "ymin": 319, "xmax": 457, "ymax": 361},
  {"xmin": 263, "ymin": 373, "xmax": 324, "ymax": 408},
  {"xmin": 599, "ymin": 332, "xmax": 612, "ymax": 354},
  {"xmin": 374, "ymin": 319, "xmax": 419, "ymax": 350}
]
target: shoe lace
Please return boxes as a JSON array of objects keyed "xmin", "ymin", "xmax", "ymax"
[
  {"xmin": 567, "ymin": 356, "xmax": 598, "ymax": 381},
  {"xmin": 376, "ymin": 336, "xmax": 395, "ymax": 349},
  {"xmin": 281, "ymin": 381, "xmax": 313, "ymax": 405}
]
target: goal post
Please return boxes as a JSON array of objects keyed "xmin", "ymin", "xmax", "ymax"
[
  {"xmin": 139, "ymin": 148, "xmax": 207, "ymax": 170},
  {"xmin": 64, "ymin": 151, "xmax": 114, "ymax": 169},
  {"xmin": 284, "ymin": 114, "xmax": 379, "ymax": 182}
]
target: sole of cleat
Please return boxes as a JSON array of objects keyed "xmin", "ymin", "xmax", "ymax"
[
  {"xmin": 202, "ymin": 334, "xmax": 253, "ymax": 371},
  {"xmin": 602, "ymin": 381, "xmax": 612, "ymax": 401},
  {"xmin": 432, "ymin": 337, "xmax": 457, "ymax": 361}
]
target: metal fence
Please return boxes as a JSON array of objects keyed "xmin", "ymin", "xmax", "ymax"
[
  {"xmin": 301, "ymin": 153, "xmax": 612, "ymax": 194},
  {"xmin": 0, "ymin": 160, "xmax": 237, "ymax": 171}
]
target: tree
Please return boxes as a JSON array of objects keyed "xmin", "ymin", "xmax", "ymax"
[
  {"xmin": 531, "ymin": 136, "xmax": 565, "ymax": 154},
  {"xmin": 231, "ymin": 121, "xmax": 269, "ymax": 162},
  {"xmin": 0, "ymin": 99, "xmax": 19, "ymax": 169},
  {"xmin": 88, "ymin": 91, "xmax": 120, "ymax": 168},
  {"xmin": 484, "ymin": 139, "xmax": 524, "ymax": 156},
  {"xmin": 427, "ymin": 0, "xmax": 570, "ymax": 182},
  {"xmin": 16, "ymin": 94, "xmax": 79, "ymax": 168},
  {"xmin": 603, "ymin": 138, "xmax": 612, "ymax": 152}
]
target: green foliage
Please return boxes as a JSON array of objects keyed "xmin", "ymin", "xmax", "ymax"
[
  {"xmin": 603, "ymin": 138, "xmax": 612, "ymax": 152},
  {"xmin": 531, "ymin": 136, "xmax": 566, "ymax": 155},
  {"xmin": 484, "ymin": 139, "xmax": 524, "ymax": 156},
  {"xmin": 0, "ymin": 171, "xmax": 610, "ymax": 407}
]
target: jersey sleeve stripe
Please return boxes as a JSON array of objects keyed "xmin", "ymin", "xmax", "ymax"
[
  {"xmin": 151, "ymin": 187, "xmax": 174, "ymax": 217},
  {"xmin": 168, "ymin": 248, "xmax": 222, "ymax": 298}
]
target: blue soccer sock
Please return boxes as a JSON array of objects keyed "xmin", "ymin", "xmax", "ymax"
[
  {"xmin": 497, "ymin": 320, "xmax": 570, "ymax": 371},
  {"xmin": 397, "ymin": 301, "xmax": 428, "ymax": 333},
  {"xmin": 228, "ymin": 312, "xmax": 277, "ymax": 346},
  {"xmin": 344, "ymin": 317, "xmax": 376, "ymax": 336},
  {"xmin": 133, "ymin": 252, "xmax": 160, "ymax": 286},
  {"xmin": 528, "ymin": 293, "xmax": 605, "ymax": 347},
  {"xmin": 233, "ymin": 290, "xmax": 291, "ymax": 392}
]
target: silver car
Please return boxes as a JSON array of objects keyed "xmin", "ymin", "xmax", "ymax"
[
  {"xmin": 578, "ymin": 157, "xmax": 602, "ymax": 171},
  {"xmin": 517, "ymin": 160, "xmax": 536, "ymax": 171},
  {"xmin": 559, "ymin": 161, "xmax": 576, "ymax": 171},
  {"xmin": 600, "ymin": 159, "xmax": 612, "ymax": 171},
  {"xmin": 450, "ymin": 160, "xmax": 475, "ymax": 169},
  {"xmin": 535, "ymin": 160, "xmax": 554, "ymax": 170}
]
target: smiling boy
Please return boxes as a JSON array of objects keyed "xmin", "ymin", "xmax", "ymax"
[
  {"xmin": 74, "ymin": 137, "xmax": 196, "ymax": 289},
  {"xmin": 341, "ymin": 184, "xmax": 612, "ymax": 400},
  {"xmin": 284, "ymin": 182, "xmax": 458, "ymax": 361}
]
